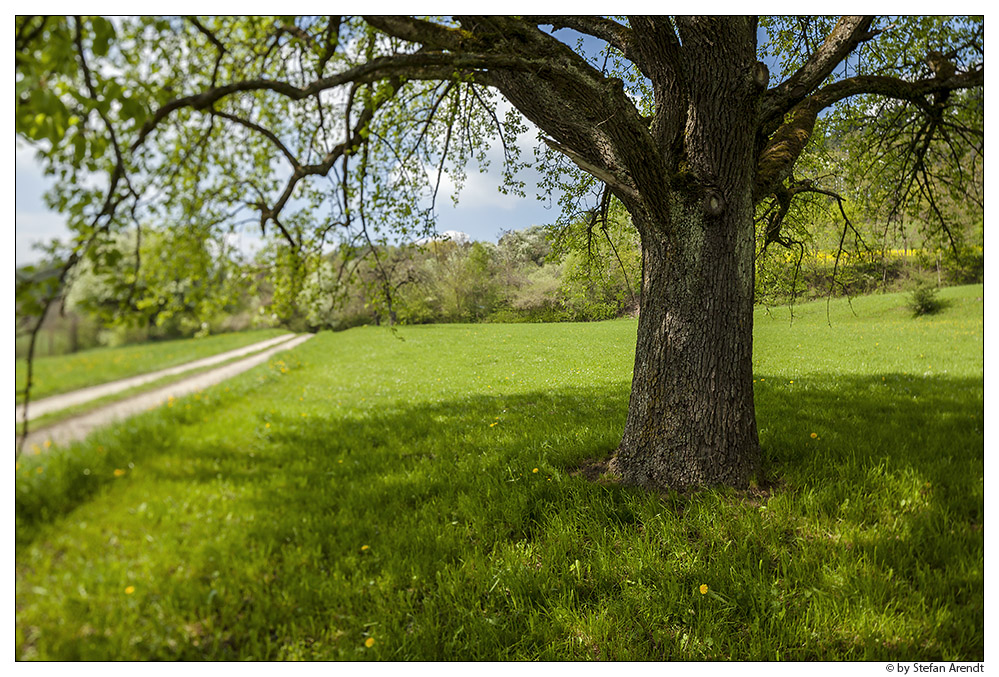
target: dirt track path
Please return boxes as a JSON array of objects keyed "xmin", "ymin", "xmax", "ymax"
[
  {"xmin": 16, "ymin": 333, "xmax": 298, "ymax": 422},
  {"xmin": 17, "ymin": 333, "xmax": 315, "ymax": 452}
]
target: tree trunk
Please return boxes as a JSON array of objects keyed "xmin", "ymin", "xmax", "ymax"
[
  {"xmin": 611, "ymin": 19, "xmax": 762, "ymax": 490},
  {"xmin": 611, "ymin": 193, "xmax": 760, "ymax": 490}
]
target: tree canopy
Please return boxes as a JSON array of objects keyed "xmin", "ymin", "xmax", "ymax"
[
  {"xmin": 16, "ymin": 16, "xmax": 984, "ymax": 486},
  {"xmin": 16, "ymin": 16, "xmax": 982, "ymax": 275}
]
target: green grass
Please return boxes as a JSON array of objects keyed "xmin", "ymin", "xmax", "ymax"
[
  {"xmin": 15, "ymin": 328, "xmax": 290, "ymax": 404},
  {"xmin": 15, "ymin": 285, "xmax": 983, "ymax": 660}
]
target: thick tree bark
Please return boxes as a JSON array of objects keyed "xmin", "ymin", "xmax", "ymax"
[
  {"xmin": 609, "ymin": 17, "xmax": 762, "ymax": 490},
  {"xmin": 610, "ymin": 195, "xmax": 760, "ymax": 490}
]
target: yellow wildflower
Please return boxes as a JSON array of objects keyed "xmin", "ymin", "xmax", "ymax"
[
  {"xmin": 364, "ymin": 637, "xmax": 375, "ymax": 648},
  {"xmin": 114, "ymin": 469, "xmax": 126, "ymax": 477},
  {"xmin": 125, "ymin": 586, "xmax": 135, "ymax": 595},
  {"xmin": 489, "ymin": 422, "xmax": 498, "ymax": 427},
  {"xmin": 265, "ymin": 423, "xmax": 270, "ymax": 429},
  {"xmin": 532, "ymin": 468, "xmax": 539, "ymax": 474},
  {"xmin": 810, "ymin": 433, "xmax": 817, "ymax": 439},
  {"xmin": 361, "ymin": 545, "xmax": 370, "ymax": 551},
  {"xmin": 699, "ymin": 584, "xmax": 708, "ymax": 595},
  {"xmin": 36, "ymin": 467, "xmax": 43, "ymax": 474}
]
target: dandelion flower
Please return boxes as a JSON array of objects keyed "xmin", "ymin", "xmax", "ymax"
[
  {"xmin": 532, "ymin": 468, "xmax": 539, "ymax": 473},
  {"xmin": 699, "ymin": 584, "xmax": 708, "ymax": 595},
  {"xmin": 810, "ymin": 432, "xmax": 817, "ymax": 439},
  {"xmin": 125, "ymin": 586, "xmax": 135, "ymax": 595},
  {"xmin": 36, "ymin": 467, "xmax": 44, "ymax": 474},
  {"xmin": 489, "ymin": 422, "xmax": 498, "ymax": 427},
  {"xmin": 365, "ymin": 637, "xmax": 375, "ymax": 648},
  {"xmin": 114, "ymin": 469, "xmax": 126, "ymax": 477},
  {"xmin": 265, "ymin": 423, "xmax": 270, "ymax": 429},
  {"xmin": 361, "ymin": 545, "xmax": 370, "ymax": 551}
]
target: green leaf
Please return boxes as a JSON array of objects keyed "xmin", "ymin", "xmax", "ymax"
[
  {"xmin": 72, "ymin": 134, "xmax": 87, "ymax": 165},
  {"xmin": 91, "ymin": 17, "xmax": 116, "ymax": 57}
]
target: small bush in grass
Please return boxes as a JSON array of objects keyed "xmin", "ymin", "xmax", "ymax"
[{"xmin": 908, "ymin": 283, "xmax": 943, "ymax": 316}]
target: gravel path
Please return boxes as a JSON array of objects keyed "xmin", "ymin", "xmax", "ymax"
[
  {"xmin": 16, "ymin": 333, "xmax": 298, "ymax": 422},
  {"xmin": 17, "ymin": 333, "xmax": 315, "ymax": 452}
]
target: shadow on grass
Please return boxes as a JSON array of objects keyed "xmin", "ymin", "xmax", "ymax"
[{"xmin": 16, "ymin": 373, "xmax": 983, "ymax": 659}]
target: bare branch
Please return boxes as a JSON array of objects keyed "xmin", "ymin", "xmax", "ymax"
[
  {"xmin": 812, "ymin": 67, "xmax": 983, "ymax": 111},
  {"xmin": 317, "ymin": 16, "xmax": 342, "ymax": 76},
  {"xmin": 210, "ymin": 109, "xmax": 301, "ymax": 168},
  {"xmin": 541, "ymin": 136, "xmax": 639, "ymax": 202}
]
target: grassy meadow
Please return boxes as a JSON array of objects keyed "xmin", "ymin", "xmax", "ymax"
[
  {"xmin": 15, "ymin": 328, "xmax": 290, "ymax": 404},
  {"xmin": 14, "ymin": 285, "xmax": 983, "ymax": 660}
]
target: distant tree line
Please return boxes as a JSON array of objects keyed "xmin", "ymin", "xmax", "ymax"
[{"xmin": 17, "ymin": 199, "xmax": 981, "ymax": 358}]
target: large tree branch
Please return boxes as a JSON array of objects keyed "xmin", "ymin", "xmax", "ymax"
[
  {"xmin": 360, "ymin": 15, "xmax": 658, "ymax": 207},
  {"xmin": 361, "ymin": 15, "xmax": 467, "ymax": 51},
  {"xmin": 132, "ymin": 51, "xmax": 540, "ymax": 150},
  {"xmin": 761, "ymin": 16, "xmax": 879, "ymax": 128},
  {"xmin": 526, "ymin": 16, "xmax": 640, "ymax": 69},
  {"xmin": 811, "ymin": 67, "xmax": 983, "ymax": 110},
  {"xmin": 755, "ymin": 66, "xmax": 983, "ymax": 200},
  {"xmin": 628, "ymin": 16, "xmax": 686, "ymax": 163},
  {"xmin": 541, "ymin": 136, "xmax": 639, "ymax": 201},
  {"xmin": 136, "ymin": 15, "xmax": 660, "ymax": 242}
]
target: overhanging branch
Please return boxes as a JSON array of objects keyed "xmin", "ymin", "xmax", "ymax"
[
  {"xmin": 761, "ymin": 16, "xmax": 879, "ymax": 128},
  {"xmin": 755, "ymin": 66, "xmax": 983, "ymax": 202},
  {"xmin": 133, "ymin": 51, "xmax": 542, "ymax": 151}
]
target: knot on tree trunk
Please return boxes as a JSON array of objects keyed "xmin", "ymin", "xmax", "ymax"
[{"xmin": 704, "ymin": 189, "xmax": 725, "ymax": 216}]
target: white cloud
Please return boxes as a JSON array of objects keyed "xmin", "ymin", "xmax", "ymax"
[
  {"xmin": 15, "ymin": 211, "xmax": 70, "ymax": 265},
  {"xmin": 433, "ymin": 166, "xmax": 523, "ymax": 211}
]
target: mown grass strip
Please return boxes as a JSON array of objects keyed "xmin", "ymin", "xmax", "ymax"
[
  {"xmin": 20, "ymin": 347, "xmax": 290, "ymax": 433},
  {"xmin": 15, "ymin": 328, "xmax": 289, "ymax": 403}
]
